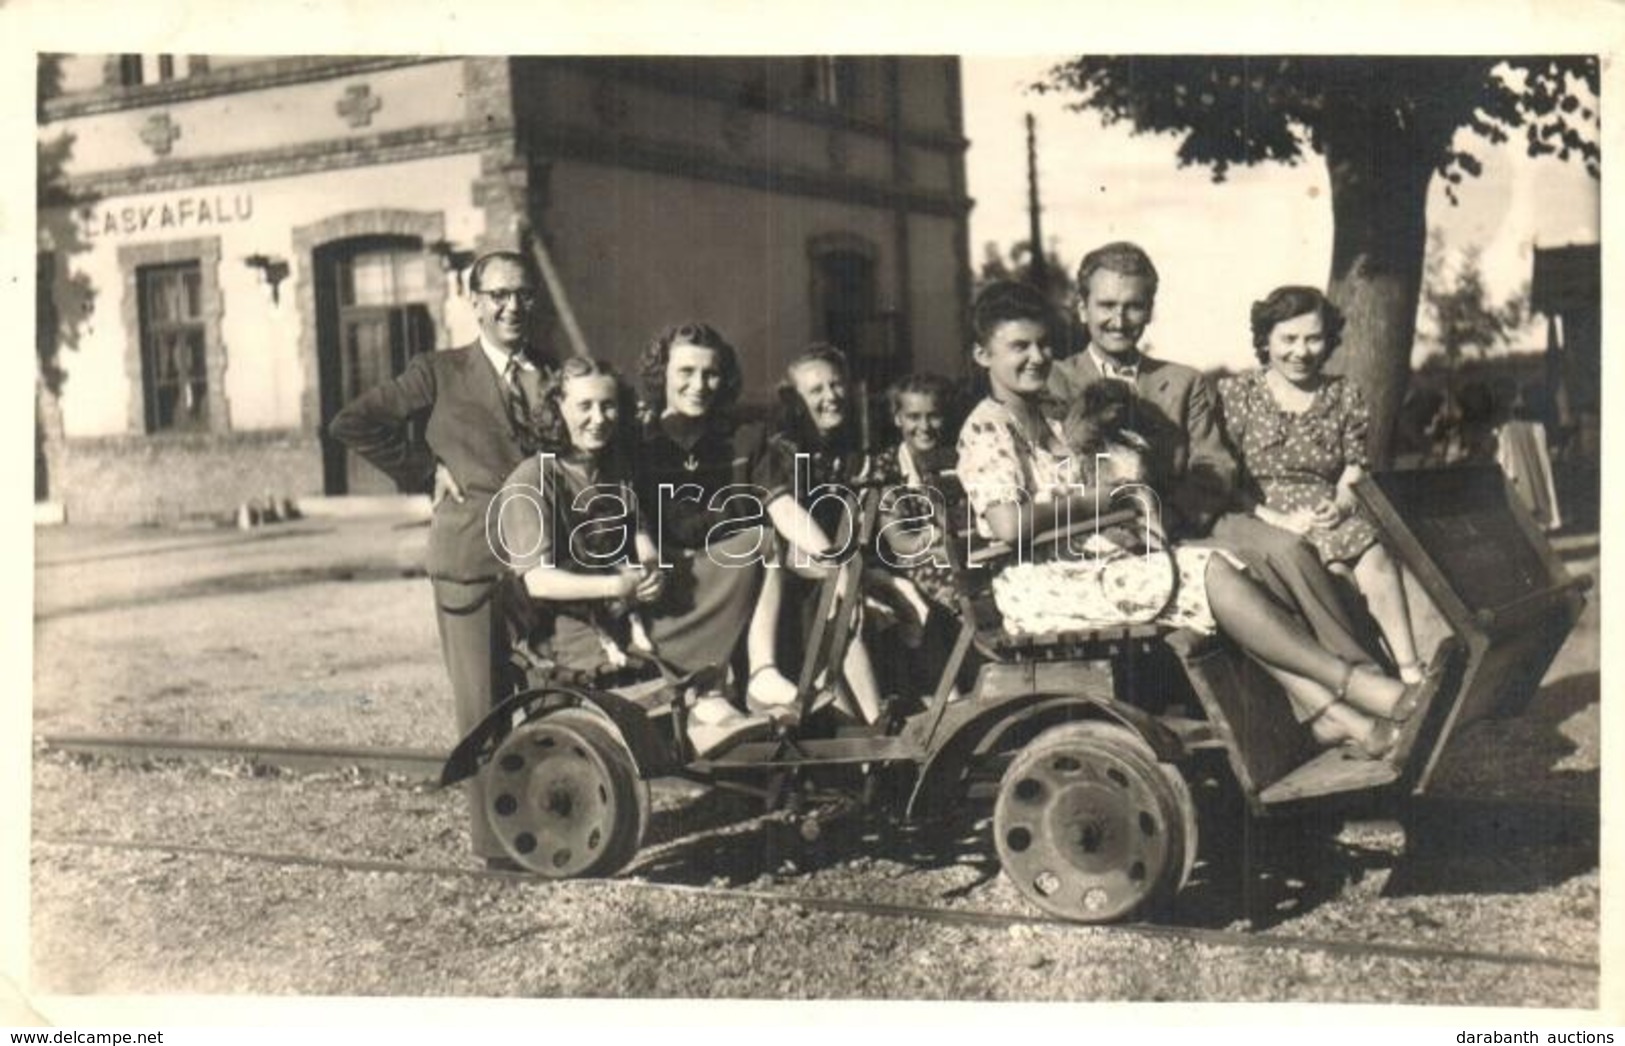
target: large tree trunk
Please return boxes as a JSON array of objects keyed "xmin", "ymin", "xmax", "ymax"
[{"xmin": 1322, "ymin": 133, "xmax": 1434, "ymax": 467}]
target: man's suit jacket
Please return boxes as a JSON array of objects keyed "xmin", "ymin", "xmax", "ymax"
[
  {"xmin": 1046, "ymin": 351, "xmax": 1237, "ymax": 537},
  {"xmin": 330, "ymin": 343, "xmax": 547, "ymax": 582}
]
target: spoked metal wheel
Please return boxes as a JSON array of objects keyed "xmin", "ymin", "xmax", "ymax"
[
  {"xmin": 484, "ymin": 708, "xmax": 650, "ymax": 878},
  {"xmin": 993, "ymin": 721, "xmax": 1195, "ymax": 923}
]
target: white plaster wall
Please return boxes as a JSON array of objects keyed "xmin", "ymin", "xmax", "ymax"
[
  {"xmin": 50, "ymin": 60, "xmax": 468, "ymax": 177},
  {"xmin": 54, "ymin": 56, "xmax": 108, "ymax": 95},
  {"xmin": 49, "ymin": 150, "xmax": 487, "ymax": 437}
]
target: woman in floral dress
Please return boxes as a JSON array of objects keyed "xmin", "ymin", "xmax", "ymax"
[
  {"xmin": 958, "ymin": 280, "xmax": 1444, "ymax": 758},
  {"xmin": 1219, "ymin": 286, "xmax": 1423, "ymax": 682}
]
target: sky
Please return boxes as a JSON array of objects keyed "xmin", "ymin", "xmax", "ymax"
[{"xmin": 959, "ymin": 56, "xmax": 1602, "ymax": 372}]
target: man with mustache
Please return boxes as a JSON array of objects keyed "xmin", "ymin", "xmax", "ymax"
[{"xmin": 1047, "ymin": 241, "xmax": 1379, "ymax": 670}]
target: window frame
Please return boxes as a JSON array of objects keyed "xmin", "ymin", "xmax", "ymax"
[
  {"xmin": 136, "ymin": 262, "xmax": 209, "ymax": 433},
  {"xmin": 118, "ymin": 238, "xmax": 228, "ymax": 436}
]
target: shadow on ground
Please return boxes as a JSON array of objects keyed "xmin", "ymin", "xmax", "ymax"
[{"xmin": 626, "ymin": 729, "xmax": 1597, "ymax": 932}]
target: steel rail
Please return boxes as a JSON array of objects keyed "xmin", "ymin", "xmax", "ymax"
[
  {"xmin": 35, "ymin": 832, "xmax": 1598, "ymax": 975},
  {"xmin": 39, "ymin": 733, "xmax": 448, "ymax": 779},
  {"xmin": 38, "ymin": 733, "xmax": 1600, "ymax": 827}
]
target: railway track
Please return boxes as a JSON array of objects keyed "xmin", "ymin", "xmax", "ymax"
[
  {"xmin": 38, "ymin": 731, "xmax": 1600, "ymax": 835},
  {"xmin": 39, "ymin": 733, "xmax": 448, "ymax": 779},
  {"xmin": 33, "ymin": 733, "xmax": 1601, "ymax": 977},
  {"xmin": 33, "ymin": 832, "xmax": 1597, "ymax": 975}
]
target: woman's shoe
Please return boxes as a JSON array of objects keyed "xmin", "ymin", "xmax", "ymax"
[
  {"xmin": 1387, "ymin": 637, "xmax": 1460, "ymax": 722},
  {"xmin": 744, "ymin": 666, "xmax": 800, "ymax": 721},
  {"xmin": 1344, "ymin": 718, "xmax": 1400, "ymax": 761},
  {"xmin": 687, "ymin": 696, "xmax": 776, "ymax": 759}
]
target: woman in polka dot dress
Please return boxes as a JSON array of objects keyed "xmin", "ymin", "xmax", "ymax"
[{"xmin": 1218, "ymin": 286, "xmax": 1423, "ymax": 683}]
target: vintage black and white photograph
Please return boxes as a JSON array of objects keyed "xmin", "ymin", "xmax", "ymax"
[{"xmin": 15, "ymin": 2, "xmax": 1617, "ymax": 1021}]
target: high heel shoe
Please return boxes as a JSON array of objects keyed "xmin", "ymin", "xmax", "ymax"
[
  {"xmin": 1337, "ymin": 718, "xmax": 1400, "ymax": 761},
  {"xmin": 686, "ymin": 694, "xmax": 775, "ymax": 759},
  {"xmin": 1387, "ymin": 637, "xmax": 1461, "ymax": 723}
]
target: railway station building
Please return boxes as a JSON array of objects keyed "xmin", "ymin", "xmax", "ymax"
[{"xmin": 36, "ymin": 55, "xmax": 973, "ymax": 523}]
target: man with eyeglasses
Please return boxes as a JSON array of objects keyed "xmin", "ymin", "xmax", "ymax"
[{"xmin": 331, "ymin": 249, "xmax": 556, "ymax": 871}]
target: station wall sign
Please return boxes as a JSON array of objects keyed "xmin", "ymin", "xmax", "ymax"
[{"xmin": 80, "ymin": 193, "xmax": 256, "ymax": 239}]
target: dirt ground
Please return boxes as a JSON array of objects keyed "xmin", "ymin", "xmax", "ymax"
[{"xmin": 25, "ymin": 513, "xmax": 1607, "ymax": 1008}]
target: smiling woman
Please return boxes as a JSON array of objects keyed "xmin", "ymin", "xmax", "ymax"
[
  {"xmin": 631, "ymin": 323, "xmax": 784, "ymax": 683},
  {"xmin": 1219, "ymin": 284, "xmax": 1424, "ymax": 683}
]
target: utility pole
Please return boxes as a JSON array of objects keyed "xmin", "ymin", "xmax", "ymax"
[{"xmin": 1026, "ymin": 112, "xmax": 1047, "ymax": 289}]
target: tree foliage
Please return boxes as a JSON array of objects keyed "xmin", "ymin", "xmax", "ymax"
[
  {"xmin": 1036, "ymin": 55, "xmax": 1598, "ymax": 463},
  {"xmin": 976, "ymin": 239, "xmax": 1075, "ymax": 298},
  {"xmin": 1039, "ymin": 56, "xmax": 1598, "ymax": 193},
  {"xmin": 37, "ymin": 53, "xmax": 98, "ymax": 399},
  {"xmin": 1420, "ymin": 238, "xmax": 1525, "ymax": 365}
]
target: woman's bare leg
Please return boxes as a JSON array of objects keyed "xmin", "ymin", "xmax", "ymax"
[
  {"xmin": 746, "ymin": 565, "xmax": 798, "ymax": 706},
  {"xmin": 1205, "ymin": 557, "xmax": 1408, "ymax": 716},
  {"xmin": 1256, "ymin": 663, "xmax": 1380, "ymax": 749},
  {"xmin": 1353, "ymin": 544, "xmax": 1422, "ymax": 681},
  {"xmin": 842, "ymin": 638, "xmax": 883, "ymax": 724}
]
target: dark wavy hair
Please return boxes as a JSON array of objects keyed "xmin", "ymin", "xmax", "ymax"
[
  {"xmin": 970, "ymin": 279, "xmax": 1058, "ymax": 344},
  {"xmin": 1075, "ymin": 241, "xmax": 1160, "ymax": 302},
  {"xmin": 775, "ymin": 342, "xmax": 861, "ymax": 451},
  {"xmin": 532, "ymin": 356, "xmax": 640, "ymax": 462},
  {"xmin": 1250, "ymin": 285, "xmax": 1345, "ymax": 365},
  {"xmin": 636, "ymin": 322, "xmax": 744, "ymax": 418}
]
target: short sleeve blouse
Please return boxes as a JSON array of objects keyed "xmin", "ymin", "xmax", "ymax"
[
  {"xmin": 1217, "ymin": 369, "xmax": 1378, "ymax": 564},
  {"xmin": 955, "ymin": 397, "xmax": 1083, "ymax": 537}
]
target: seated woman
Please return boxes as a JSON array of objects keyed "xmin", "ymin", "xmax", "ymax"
[
  {"xmin": 1219, "ymin": 286, "xmax": 1424, "ymax": 682},
  {"xmin": 959, "ymin": 280, "xmax": 1447, "ymax": 759},
  {"xmin": 867, "ymin": 373, "xmax": 976, "ymax": 703},
  {"xmin": 491, "ymin": 356, "xmax": 768, "ymax": 756},
  {"xmin": 870, "ymin": 372, "xmax": 963, "ymax": 617},
  {"xmin": 745, "ymin": 345, "xmax": 884, "ymax": 722},
  {"xmin": 632, "ymin": 323, "xmax": 841, "ymax": 716}
]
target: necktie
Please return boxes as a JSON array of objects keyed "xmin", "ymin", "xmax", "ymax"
[
  {"xmin": 1103, "ymin": 357, "xmax": 1138, "ymax": 383},
  {"xmin": 503, "ymin": 355, "xmax": 535, "ymax": 449}
]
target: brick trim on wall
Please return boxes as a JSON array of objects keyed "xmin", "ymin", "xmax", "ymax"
[
  {"xmin": 460, "ymin": 58, "xmax": 529, "ymax": 255},
  {"xmin": 289, "ymin": 209, "xmax": 450, "ymax": 434},
  {"xmin": 117, "ymin": 236, "xmax": 227, "ymax": 435},
  {"xmin": 61, "ymin": 122, "xmax": 507, "ymax": 200},
  {"xmin": 44, "ymin": 56, "xmax": 443, "ymax": 121}
]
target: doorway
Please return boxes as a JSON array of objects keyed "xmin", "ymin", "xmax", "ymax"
[{"xmin": 315, "ymin": 237, "xmax": 436, "ymax": 495}]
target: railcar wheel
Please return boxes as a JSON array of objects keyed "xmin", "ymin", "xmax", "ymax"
[
  {"xmin": 993, "ymin": 722, "xmax": 1191, "ymax": 923},
  {"xmin": 484, "ymin": 708, "xmax": 649, "ymax": 878},
  {"xmin": 1160, "ymin": 763, "xmax": 1198, "ymax": 895}
]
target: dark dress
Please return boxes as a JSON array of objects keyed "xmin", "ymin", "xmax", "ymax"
[
  {"xmin": 762, "ymin": 426, "xmax": 867, "ymax": 679},
  {"xmin": 634, "ymin": 414, "xmax": 789, "ymax": 675},
  {"xmin": 1218, "ymin": 370, "xmax": 1379, "ymax": 566},
  {"xmin": 494, "ymin": 449, "xmax": 643, "ymax": 671}
]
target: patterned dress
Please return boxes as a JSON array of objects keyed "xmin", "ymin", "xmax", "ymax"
[
  {"xmin": 868, "ymin": 442, "xmax": 961, "ymax": 610},
  {"xmin": 1218, "ymin": 370, "xmax": 1379, "ymax": 566},
  {"xmin": 955, "ymin": 397, "xmax": 1224, "ymax": 635}
]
